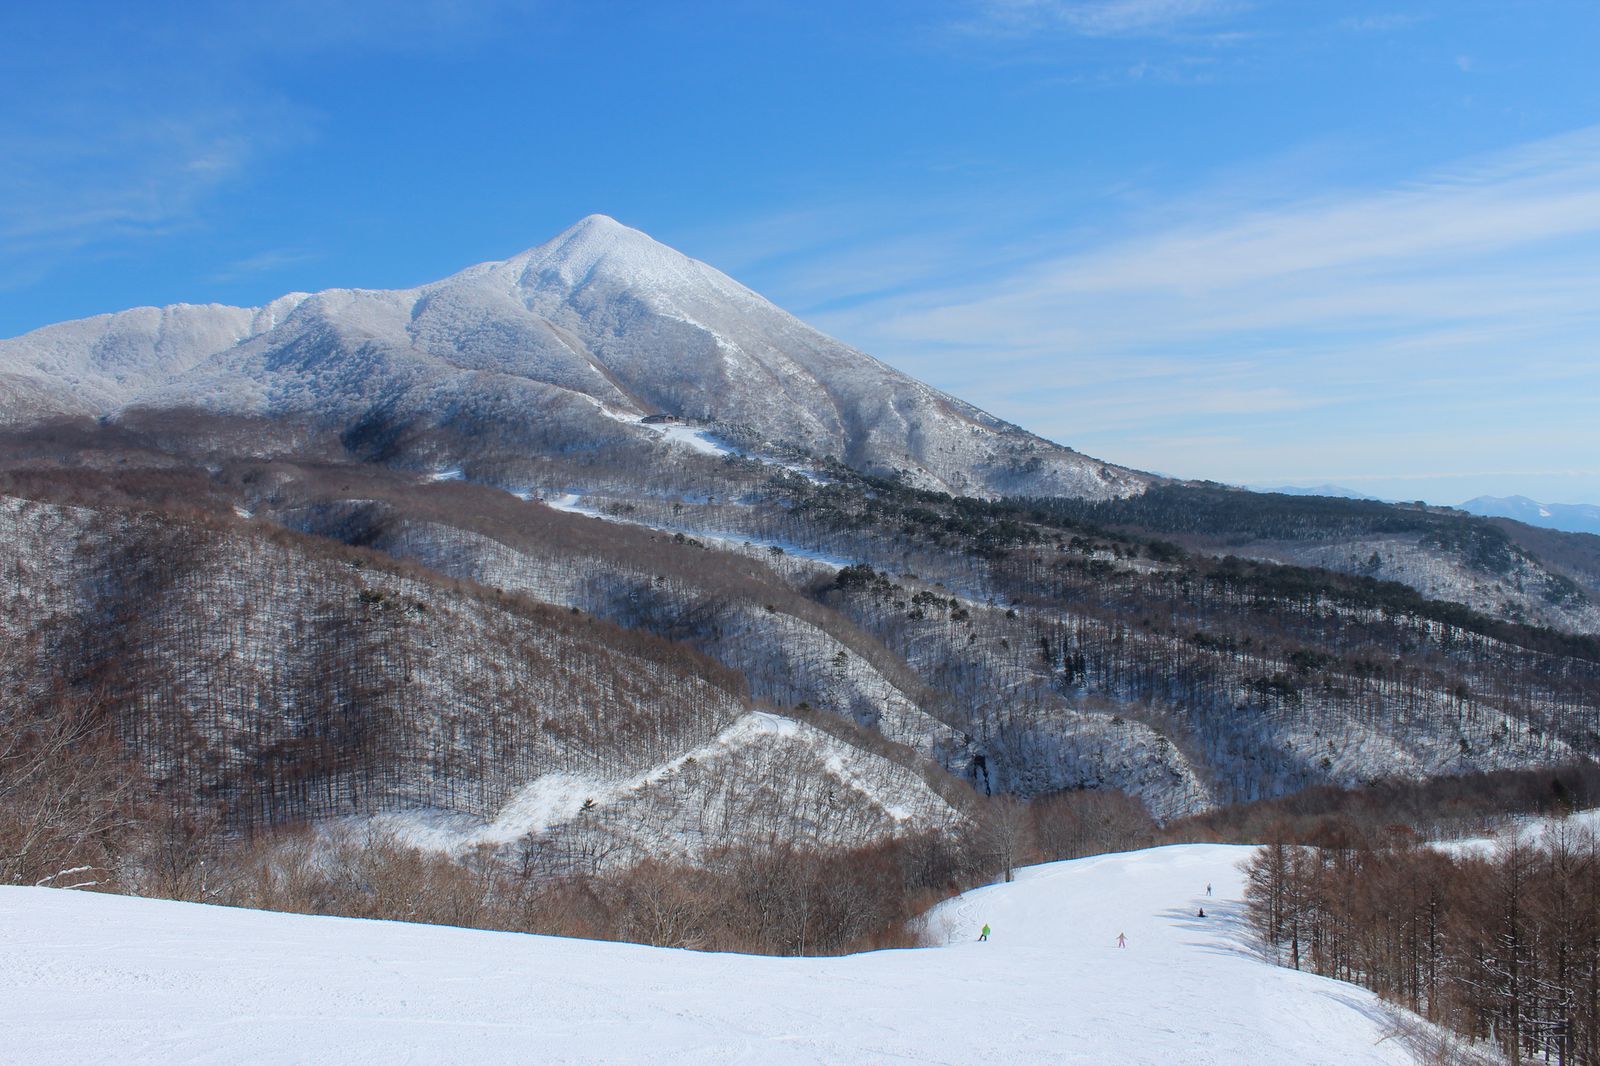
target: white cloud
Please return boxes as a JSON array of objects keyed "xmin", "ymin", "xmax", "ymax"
[
  {"xmin": 751, "ymin": 126, "xmax": 1600, "ymax": 502},
  {"xmin": 1028, "ymin": 134, "xmax": 1600, "ymax": 297},
  {"xmin": 0, "ymin": 1, "xmax": 528, "ymax": 291},
  {"xmin": 811, "ymin": 125, "xmax": 1600, "ymax": 351},
  {"xmin": 969, "ymin": 0, "xmax": 1244, "ymax": 37},
  {"xmin": 0, "ymin": 103, "xmax": 304, "ymax": 287}
]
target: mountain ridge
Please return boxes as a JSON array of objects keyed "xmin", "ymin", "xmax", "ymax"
[
  {"xmin": 2, "ymin": 214, "xmax": 1597, "ymax": 856},
  {"xmin": 0, "ymin": 215, "xmax": 1147, "ymax": 501},
  {"xmin": 1458, "ymin": 494, "xmax": 1600, "ymax": 536}
]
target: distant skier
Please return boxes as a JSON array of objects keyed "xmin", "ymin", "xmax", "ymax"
[
  {"xmin": 1205, "ymin": 883, "xmax": 1212, "ymax": 897},
  {"xmin": 979, "ymin": 923, "xmax": 991, "ymax": 942},
  {"xmin": 1197, "ymin": 908, "xmax": 1206, "ymax": 918},
  {"xmin": 1116, "ymin": 932, "xmax": 1127, "ymax": 949}
]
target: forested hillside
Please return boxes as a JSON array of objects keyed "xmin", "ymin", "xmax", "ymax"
[
  {"xmin": 4, "ymin": 412, "xmax": 1597, "ymax": 843},
  {"xmin": 2, "ymin": 217, "xmax": 1598, "ymax": 960}
]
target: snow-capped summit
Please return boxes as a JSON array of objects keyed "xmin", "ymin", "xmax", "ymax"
[
  {"xmin": 0, "ymin": 216, "xmax": 1147, "ymax": 499},
  {"xmin": 492, "ymin": 214, "xmax": 756, "ymax": 307}
]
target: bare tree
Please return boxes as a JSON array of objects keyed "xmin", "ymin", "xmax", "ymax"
[
  {"xmin": 976, "ymin": 795, "xmax": 1034, "ymax": 883},
  {"xmin": 0, "ymin": 691, "xmax": 135, "ymax": 887}
]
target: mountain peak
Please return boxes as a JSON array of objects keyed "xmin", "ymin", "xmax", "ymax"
[
  {"xmin": 485, "ymin": 214, "xmax": 763, "ymax": 314},
  {"xmin": 527, "ymin": 213, "xmax": 661, "ymax": 263},
  {"xmin": 1458, "ymin": 495, "xmax": 1600, "ymax": 535},
  {"xmin": 0, "ymin": 213, "xmax": 1148, "ymax": 501},
  {"xmin": 536, "ymin": 213, "xmax": 643, "ymax": 256},
  {"xmin": 1461, "ymin": 494, "xmax": 1537, "ymax": 507},
  {"xmin": 568, "ymin": 212, "xmax": 628, "ymax": 233}
]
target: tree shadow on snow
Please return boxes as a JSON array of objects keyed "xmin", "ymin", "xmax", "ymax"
[
  {"xmin": 1159, "ymin": 900, "xmax": 1258, "ymax": 961},
  {"xmin": 1161, "ymin": 901, "xmax": 1423, "ymax": 1051}
]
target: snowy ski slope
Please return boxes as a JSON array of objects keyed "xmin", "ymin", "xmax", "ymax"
[{"xmin": 2, "ymin": 844, "xmax": 1419, "ymax": 1064}]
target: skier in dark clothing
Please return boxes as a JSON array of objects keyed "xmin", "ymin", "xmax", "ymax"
[{"xmin": 1197, "ymin": 908, "xmax": 1206, "ymax": 918}]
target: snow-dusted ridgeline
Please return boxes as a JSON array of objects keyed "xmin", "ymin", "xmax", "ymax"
[
  {"xmin": 0, "ymin": 492, "xmax": 961, "ymax": 858},
  {"xmin": 362, "ymin": 711, "xmax": 958, "ymax": 867},
  {"xmin": 0, "ymin": 215, "xmax": 1147, "ymax": 501}
]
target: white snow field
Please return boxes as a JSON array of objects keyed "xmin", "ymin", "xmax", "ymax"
[{"xmin": 1, "ymin": 844, "xmax": 1418, "ymax": 1065}]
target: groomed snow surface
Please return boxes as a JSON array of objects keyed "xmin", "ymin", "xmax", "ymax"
[{"xmin": 1, "ymin": 844, "xmax": 1424, "ymax": 1064}]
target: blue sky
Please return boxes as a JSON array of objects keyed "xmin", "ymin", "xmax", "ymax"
[{"xmin": 4, "ymin": 1, "xmax": 1599, "ymax": 504}]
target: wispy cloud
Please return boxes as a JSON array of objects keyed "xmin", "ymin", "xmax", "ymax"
[
  {"xmin": 0, "ymin": 103, "xmax": 305, "ymax": 289},
  {"xmin": 964, "ymin": 0, "xmax": 1245, "ymax": 38},
  {"xmin": 5, "ymin": 113, "xmax": 250, "ymax": 237},
  {"xmin": 208, "ymin": 248, "xmax": 320, "ymax": 284},
  {"xmin": 1309, "ymin": 469, "xmax": 1600, "ymax": 484},
  {"xmin": 935, "ymin": 1, "xmax": 1264, "ymax": 93},
  {"xmin": 1337, "ymin": 12, "xmax": 1426, "ymax": 33},
  {"xmin": 733, "ymin": 126, "xmax": 1600, "ymax": 502},
  {"xmin": 0, "ymin": 1, "xmax": 527, "ymax": 291},
  {"xmin": 979, "ymin": 130, "xmax": 1588, "ymax": 334}
]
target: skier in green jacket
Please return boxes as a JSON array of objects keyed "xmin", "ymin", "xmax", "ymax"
[{"xmin": 979, "ymin": 923, "xmax": 990, "ymax": 941}]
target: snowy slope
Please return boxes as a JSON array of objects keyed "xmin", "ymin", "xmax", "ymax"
[
  {"xmin": 1249, "ymin": 532, "xmax": 1600, "ymax": 633},
  {"xmin": 0, "ymin": 215, "xmax": 1146, "ymax": 501},
  {"xmin": 0, "ymin": 295, "xmax": 306, "ymax": 417},
  {"xmin": 355, "ymin": 711, "xmax": 959, "ymax": 865},
  {"xmin": 2, "ymin": 845, "xmax": 1420, "ymax": 1065}
]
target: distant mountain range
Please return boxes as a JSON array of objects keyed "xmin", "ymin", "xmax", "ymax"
[
  {"xmin": 1247, "ymin": 483, "xmax": 1383, "ymax": 501},
  {"xmin": 1248, "ymin": 487, "xmax": 1600, "ymax": 539},
  {"xmin": 1458, "ymin": 495, "xmax": 1600, "ymax": 536}
]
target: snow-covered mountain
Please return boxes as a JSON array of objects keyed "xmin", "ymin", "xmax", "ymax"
[
  {"xmin": 3, "ymin": 213, "xmax": 1597, "ymax": 857},
  {"xmin": 1459, "ymin": 494, "xmax": 1600, "ymax": 536},
  {"xmin": 0, "ymin": 215, "xmax": 1145, "ymax": 500}
]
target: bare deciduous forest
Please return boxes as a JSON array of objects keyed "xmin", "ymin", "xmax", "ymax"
[{"xmin": 1246, "ymin": 821, "xmax": 1600, "ymax": 1065}]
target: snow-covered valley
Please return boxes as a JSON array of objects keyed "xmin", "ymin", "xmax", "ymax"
[{"xmin": 1, "ymin": 844, "xmax": 1423, "ymax": 1065}]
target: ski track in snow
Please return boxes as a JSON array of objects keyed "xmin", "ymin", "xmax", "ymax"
[
  {"xmin": 2, "ymin": 844, "xmax": 1421, "ymax": 1065},
  {"xmin": 582, "ymin": 396, "xmax": 826, "ymax": 478},
  {"xmin": 638, "ymin": 418, "xmax": 830, "ymax": 483},
  {"xmin": 524, "ymin": 489, "xmax": 852, "ymax": 570}
]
